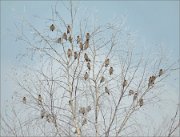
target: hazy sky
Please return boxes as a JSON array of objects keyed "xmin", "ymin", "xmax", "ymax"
[{"xmin": 1, "ymin": 1, "xmax": 179, "ymax": 134}]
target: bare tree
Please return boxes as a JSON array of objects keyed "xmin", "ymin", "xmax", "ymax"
[{"xmin": 1, "ymin": 1, "xmax": 179, "ymax": 137}]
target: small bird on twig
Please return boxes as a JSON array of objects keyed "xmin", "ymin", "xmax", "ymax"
[
  {"xmin": 128, "ymin": 90, "xmax": 134, "ymax": 96},
  {"xmin": 105, "ymin": 87, "xmax": 110, "ymax": 95},
  {"xmin": 68, "ymin": 35, "xmax": 73, "ymax": 43},
  {"xmin": 50, "ymin": 24, "xmax": 55, "ymax": 31},
  {"xmin": 77, "ymin": 35, "xmax": 81, "ymax": 44},
  {"xmin": 84, "ymin": 40, "xmax": 89, "ymax": 50},
  {"xmin": 63, "ymin": 32, "xmax": 67, "ymax": 41},
  {"xmin": 57, "ymin": 37, "xmax": 62, "ymax": 44},
  {"xmin": 109, "ymin": 67, "xmax": 113, "ymax": 75},
  {"xmin": 123, "ymin": 79, "xmax": 127, "ymax": 88},
  {"xmin": 133, "ymin": 92, "xmax": 138, "ymax": 101},
  {"xmin": 23, "ymin": 96, "xmax": 26, "ymax": 104},
  {"xmin": 79, "ymin": 107, "xmax": 86, "ymax": 115},
  {"xmin": 67, "ymin": 49, "xmax": 72, "ymax": 58},
  {"xmin": 84, "ymin": 53, "xmax": 90, "ymax": 62},
  {"xmin": 139, "ymin": 98, "xmax": 143, "ymax": 107},
  {"xmin": 105, "ymin": 58, "xmax": 109, "ymax": 67},
  {"xmin": 100, "ymin": 76, "xmax": 105, "ymax": 83},
  {"xmin": 87, "ymin": 62, "xmax": 91, "ymax": 70},
  {"xmin": 84, "ymin": 72, "xmax": 89, "ymax": 80},
  {"xmin": 159, "ymin": 69, "xmax": 163, "ymax": 77},
  {"xmin": 74, "ymin": 52, "xmax": 78, "ymax": 60},
  {"xmin": 148, "ymin": 75, "xmax": 156, "ymax": 88},
  {"xmin": 67, "ymin": 25, "xmax": 71, "ymax": 34},
  {"xmin": 79, "ymin": 42, "xmax": 83, "ymax": 51},
  {"xmin": 86, "ymin": 33, "xmax": 90, "ymax": 41},
  {"xmin": 38, "ymin": 94, "xmax": 42, "ymax": 105}
]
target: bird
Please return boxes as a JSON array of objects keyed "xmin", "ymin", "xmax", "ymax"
[
  {"xmin": 84, "ymin": 72, "xmax": 89, "ymax": 80},
  {"xmin": 74, "ymin": 52, "xmax": 78, "ymax": 60},
  {"xmin": 159, "ymin": 69, "xmax": 163, "ymax": 77},
  {"xmin": 87, "ymin": 62, "xmax": 91, "ymax": 70},
  {"xmin": 105, "ymin": 87, "xmax": 110, "ymax": 95},
  {"xmin": 148, "ymin": 75, "xmax": 156, "ymax": 88},
  {"xmin": 77, "ymin": 35, "xmax": 81, "ymax": 44},
  {"xmin": 68, "ymin": 35, "xmax": 73, "ymax": 43},
  {"xmin": 86, "ymin": 105, "xmax": 91, "ymax": 112},
  {"xmin": 23, "ymin": 96, "xmax": 26, "ymax": 104},
  {"xmin": 38, "ymin": 94, "xmax": 42, "ymax": 105},
  {"xmin": 84, "ymin": 53, "xmax": 89, "ymax": 62},
  {"xmin": 67, "ymin": 25, "xmax": 71, "ymax": 34},
  {"xmin": 128, "ymin": 90, "xmax": 134, "ymax": 96},
  {"xmin": 50, "ymin": 24, "xmax": 55, "ymax": 31},
  {"xmin": 63, "ymin": 32, "xmax": 67, "ymax": 41},
  {"xmin": 100, "ymin": 76, "xmax": 105, "ymax": 83},
  {"xmin": 67, "ymin": 49, "xmax": 72, "ymax": 58},
  {"xmin": 79, "ymin": 42, "xmax": 83, "ymax": 51},
  {"xmin": 105, "ymin": 58, "xmax": 109, "ymax": 67},
  {"xmin": 123, "ymin": 79, "xmax": 127, "ymax": 88},
  {"xmin": 133, "ymin": 92, "xmax": 138, "ymax": 101},
  {"xmin": 82, "ymin": 118, "xmax": 87, "ymax": 126},
  {"xmin": 41, "ymin": 109, "xmax": 46, "ymax": 119},
  {"xmin": 86, "ymin": 33, "xmax": 90, "ymax": 41},
  {"xmin": 84, "ymin": 40, "xmax": 89, "ymax": 50},
  {"xmin": 79, "ymin": 107, "xmax": 86, "ymax": 115},
  {"xmin": 57, "ymin": 37, "xmax": 62, "ymax": 44},
  {"xmin": 109, "ymin": 67, "xmax": 113, "ymax": 75},
  {"xmin": 139, "ymin": 98, "xmax": 143, "ymax": 107}
]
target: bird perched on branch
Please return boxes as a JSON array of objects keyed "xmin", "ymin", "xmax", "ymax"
[
  {"xmin": 100, "ymin": 76, "xmax": 105, "ymax": 83},
  {"xmin": 84, "ymin": 72, "xmax": 89, "ymax": 80},
  {"xmin": 139, "ymin": 98, "xmax": 143, "ymax": 107},
  {"xmin": 148, "ymin": 75, "xmax": 156, "ymax": 88},
  {"xmin": 50, "ymin": 24, "xmax": 55, "ymax": 31},
  {"xmin": 123, "ymin": 79, "xmax": 127, "ymax": 88},
  {"xmin": 159, "ymin": 69, "xmax": 163, "ymax": 77},
  {"xmin": 84, "ymin": 40, "xmax": 89, "ymax": 50},
  {"xmin": 38, "ymin": 94, "xmax": 42, "ymax": 105},
  {"xmin": 68, "ymin": 35, "xmax": 73, "ymax": 43},
  {"xmin": 133, "ymin": 92, "xmax": 138, "ymax": 101},
  {"xmin": 105, "ymin": 58, "xmax": 109, "ymax": 67},
  {"xmin": 57, "ymin": 37, "xmax": 62, "ymax": 44},
  {"xmin": 63, "ymin": 32, "xmax": 67, "ymax": 41},
  {"xmin": 84, "ymin": 53, "xmax": 91, "ymax": 62},
  {"xmin": 79, "ymin": 42, "xmax": 83, "ymax": 51},
  {"xmin": 67, "ymin": 49, "xmax": 72, "ymax": 58},
  {"xmin": 77, "ymin": 35, "xmax": 81, "ymax": 44},
  {"xmin": 79, "ymin": 107, "xmax": 86, "ymax": 115},
  {"xmin": 109, "ymin": 67, "xmax": 113, "ymax": 75},
  {"xmin": 105, "ymin": 87, "xmax": 110, "ymax": 95},
  {"xmin": 87, "ymin": 62, "xmax": 91, "ymax": 70},
  {"xmin": 86, "ymin": 33, "xmax": 90, "ymax": 41},
  {"xmin": 128, "ymin": 90, "xmax": 134, "ymax": 96},
  {"xmin": 67, "ymin": 25, "xmax": 71, "ymax": 34},
  {"xmin": 74, "ymin": 52, "xmax": 78, "ymax": 60},
  {"xmin": 23, "ymin": 96, "xmax": 26, "ymax": 104}
]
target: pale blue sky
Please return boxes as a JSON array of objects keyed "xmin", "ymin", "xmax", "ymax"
[{"xmin": 1, "ymin": 0, "xmax": 179, "ymax": 124}]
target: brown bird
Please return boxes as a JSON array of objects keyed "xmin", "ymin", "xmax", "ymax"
[
  {"xmin": 23, "ymin": 96, "xmax": 26, "ymax": 104},
  {"xmin": 67, "ymin": 25, "xmax": 71, "ymax": 34},
  {"xmin": 41, "ymin": 109, "xmax": 46, "ymax": 119},
  {"xmin": 79, "ymin": 42, "xmax": 83, "ymax": 51},
  {"xmin": 63, "ymin": 32, "xmax": 67, "ymax": 41},
  {"xmin": 105, "ymin": 87, "xmax": 110, "ymax": 95},
  {"xmin": 67, "ymin": 49, "xmax": 72, "ymax": 58},
  {"xmin": 159, "ymin": 69, "xmax": 163, "ymax": 77},
  {"xmin": 77, "ymin": 35, "xmax": 81, "ymax": 44},
  {"xmin": 38, "ymin": 94, "xmax": 42, "ymax": 105},
  {"xmin": 100, "ymin": 76, "xmax": 105, "ymax": 83},
  {"xmin": 84, "ymin": 40, "xmax": 89, "ymax": 50},
  {"xmin": 79, "ymin": 107, "xmax": 86, "ymax": 115},
  {"xmin": 86, "ymin": 33, "xmax": 90, "ymax": 41},
  {"xmin": 148, "ymin": 75, "xmax": 156, "ymax": 88},
  {"xmin": 123, "ymin": 79, "xmax": 127, "ymax": 88},
  {"xmin": 133, "ymin": 92, "xmax": 138, "ymax": 101},
  {"xmin": 68, "ymin": 35, "xmax": 73, "ymax": 43},
  {"xmin": 105, "ymin": 58, "xmax": 109, "ymax": 67},
  {"xmin": 57, "ymin": 37, "xmax": 62, "ymax": 44},
  {"xmin": 84, "ymin": 72, "xmax": 89, "ymax": 80},
  {"xmin": 109, "ymin": 67, "xmax": 113, "ymax": 75},
  {"xmin": 139, "ymin": 98, "xmax": 143, "ymax": 107},
  {"xmin": 74, "ymin": 51, "xmax": 78, "ymax": 60},
  {"xmin": 84, "ymin": 53, "xmax": 89, "ymax": 62},
  {"xmin": 87, "ymin": 62, "xmax": 91, "ymax": 70},
  {"xmin": 128, "ymin": 90, "xmax": 134, "ymax": 96},
  {"xmin": 50, "ymin": 24, "xmax": 55, "ymax": 31}
]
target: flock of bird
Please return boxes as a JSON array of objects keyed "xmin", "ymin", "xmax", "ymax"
[{"xmin": 22, "ymin": 24, "xmax": 165, "ymax": 123}]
